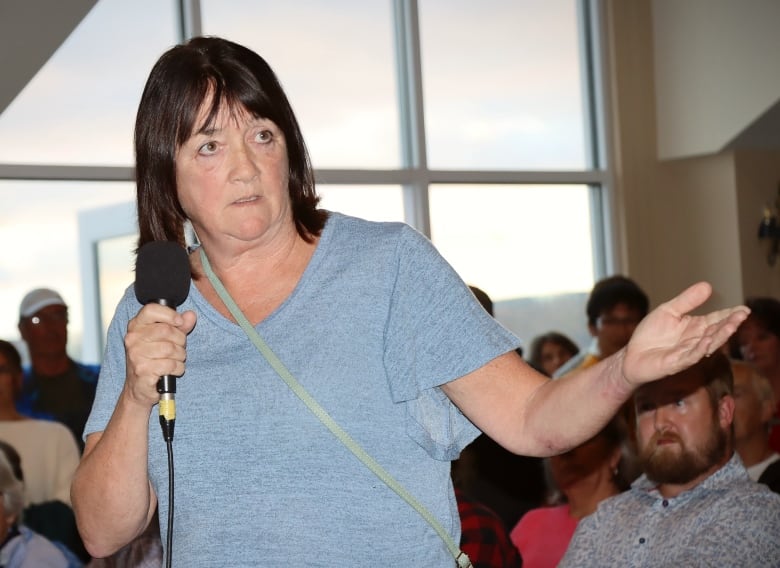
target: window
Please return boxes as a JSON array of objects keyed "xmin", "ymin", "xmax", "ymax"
[{"xmin": 1, "ymin": 0, "xmax": 610, "ymax": 364}]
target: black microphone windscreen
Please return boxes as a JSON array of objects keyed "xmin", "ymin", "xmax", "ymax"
[{"xmin": 134, "ymin": 241, "xmax": 191, "ymax": 307}]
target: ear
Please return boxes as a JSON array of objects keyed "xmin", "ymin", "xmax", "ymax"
[
  {"xmin": 718, "ymin": 395, "xmax": 736, "ymax": 429},
  {"xmin": 588, "ymin": 323, "xmax": 598, "ymax": 338}
]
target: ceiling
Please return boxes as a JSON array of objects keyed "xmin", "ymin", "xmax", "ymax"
[{"xmin": 0, "ymin": 0, "xmax": 96, "ymax": 116}]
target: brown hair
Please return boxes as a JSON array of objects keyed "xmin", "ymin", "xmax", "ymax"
[{"xmin": 134, "ymin": 36, "xmax": 327, "ymax": 250}]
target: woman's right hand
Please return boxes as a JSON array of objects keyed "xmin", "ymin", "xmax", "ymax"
[{"xmin": 122, "ymin": 303, "xmax": 197, "ymax": 408}]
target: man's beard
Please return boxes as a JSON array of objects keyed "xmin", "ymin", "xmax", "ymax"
[{"xmin": 639, "ymin": 414, "xmax": 728, "ymax": 486}]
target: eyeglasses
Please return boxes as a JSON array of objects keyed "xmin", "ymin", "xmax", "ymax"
[
  {"xmin": 597, "ymin": 316, "xmax": 641, "ymax": 328},
  {"xmin": 25, "ymin": 311, "xmax": 68, "ymax": 326}
]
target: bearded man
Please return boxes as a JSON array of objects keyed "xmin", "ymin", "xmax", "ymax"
[{"xmin": 559, "ymin": 351, "xmax": 780, "ymax": 566}]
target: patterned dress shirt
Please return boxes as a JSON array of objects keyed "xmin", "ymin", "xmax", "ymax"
[{"xmin": 559, "ymin": 453, "xmax": 780, "ymax": 567}]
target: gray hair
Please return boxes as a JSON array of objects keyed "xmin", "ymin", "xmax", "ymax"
[{"xmin": 0, "ymin": 450, "xmax": 25, "ymax": 522}]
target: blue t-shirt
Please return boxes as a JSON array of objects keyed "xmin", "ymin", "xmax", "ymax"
[{"xmin": 85, "ymin": 212, "xmax": 520, "ymax": 567}]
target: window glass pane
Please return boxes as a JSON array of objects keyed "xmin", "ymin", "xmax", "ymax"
[
  {"xmin": 0, "ymin": 181, "xmax": 136, "ymax": 364},
  {"xmin": 201, "ymin": 0, "xmax": 400, "ymax": 169},
  {"xmin": 0, "ymin": 0, "xmax": 178, "ymax": 166},
  {"xmin": 419, "ymin": 0, "xmax": 587, "ymax": 170},
  {"xmin": 318, "ymin": 185, "xmax": 404, "ymax": 222},
  {"xmin": 97, "ymin": 234, "xmax": 137, "ymax": 350},
  {"xmin": 429, "ymin": 184, "xmax": 594, "ymax": 348}
]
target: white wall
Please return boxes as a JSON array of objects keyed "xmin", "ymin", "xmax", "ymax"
[{"xmin": 652, "ymin": 0, "xmax": 780, "ymax": 159}]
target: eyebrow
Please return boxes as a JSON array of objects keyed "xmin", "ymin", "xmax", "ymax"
[{"xmin": 195, "ymin": 125, "xmax": 220, "ymax": 136}]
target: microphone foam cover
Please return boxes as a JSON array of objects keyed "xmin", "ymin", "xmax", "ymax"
[{"xmin": 134, "ymin": 241, "xmax": 191, "ymax": 307}]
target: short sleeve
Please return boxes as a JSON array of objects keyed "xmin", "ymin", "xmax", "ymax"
[{"xmin": 382, "ymin": 225, "xmax": 521, "ymax": 460}]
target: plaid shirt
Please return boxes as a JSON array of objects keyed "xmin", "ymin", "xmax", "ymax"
[{"xmin": 456, "ymin": 489, "xmax": 523, "ymax": 568}]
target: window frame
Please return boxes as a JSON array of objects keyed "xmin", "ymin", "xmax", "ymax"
[{"xmin": 0, "ymin": 0, "xmax": 618, "ymax": 361}]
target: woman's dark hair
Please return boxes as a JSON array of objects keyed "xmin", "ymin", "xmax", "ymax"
[
  {"xmin": 528, "ymin": 332, "xmax": 579, "ymax": 375},
  {"xmin": 0, "ymin": 340, "xmax": 22, "ymax": 374},
  {"xmin": 134, "ymin": 35, "xmax": 327, "ymax": 251}
]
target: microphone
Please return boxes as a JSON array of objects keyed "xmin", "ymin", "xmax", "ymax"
[{"xmin": 134, "ymin": 241, "xmax": 191, "ymax": 441}]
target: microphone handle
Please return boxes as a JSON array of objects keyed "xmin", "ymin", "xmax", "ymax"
[
  {"xmin": 157, "ymin": 376, "xmax": 176, "ymax": 442},
  {"xmin": 154, "ymin": 299, "xmax": 177, "ymax": 441}
]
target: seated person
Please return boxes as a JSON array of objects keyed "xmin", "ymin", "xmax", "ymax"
[
  {"xmin": 527, "ymin": 332, "xmax": 580, "ymax": 377},
  {"xmin": 0, "ymin": 441, "xmax": 83, "ymax": 567},
  {"xmin": 510, "ymin": 416, "xmax": 637, "ymax": 568},
  {"xmin": 0, "ymin": 340, "xmax": 80, "ymax": 507},
  {"xmin": 734, "ymin": 297, "xmax": 780, "ymax": 452},
  {"xmin": 554, "ymin": 275, "xmax": 648, "ymax": 378},
  {"xmin": 0, "ymin": 340, "xmax": 87, "ymax": 562},
  {"xmin": 560, "ymin": 352, "xmax": 780, "ymax": 566},
  {"xmin": 731, "ymin": 359, "xmax": 780, "ymax": 492},
  {"xmin": 15, "ymin": 289, "xmax": 100, "ymax": 452}
]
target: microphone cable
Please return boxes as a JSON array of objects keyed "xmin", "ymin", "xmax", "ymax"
[
  {"xmin": 158, "ymin": 322, "xmax": 178, "ymax": 568},
  {"xmin": 164, "ymin": 437, "xmax": 174, "ymax": 568}
]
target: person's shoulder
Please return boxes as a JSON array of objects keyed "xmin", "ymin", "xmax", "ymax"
[
  {"xmin": 324, "ymin": 211, "xmax": 430, "ymax": 255},
  {"xmin": 713, "ymin": 472, "xmax": 780, "ymax": 517},
  {"xmin": 326, "ymin": 210, "xmax": 411, "ymax": 238},
  {"xmin": 10, "ymin": 418, "xmax": 76, "ymax": 440}
]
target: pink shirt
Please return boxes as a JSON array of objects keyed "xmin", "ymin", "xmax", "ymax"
[{"xmin": 510, "ymin": 504, "xmax": 579, "ymax": 568}]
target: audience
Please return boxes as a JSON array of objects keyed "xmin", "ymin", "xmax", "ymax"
[
  {"xmin": 0, "ymin": 340, "xmax": 80, "ymax": 507},
  {"xmin": 510, "ymin": 416, "xmax": 637, "ymax": 568},
  {"xmin": 0, "ymin": 440, "xmax": 83, "ymax": 567},
  {"xmin": 731, "ymin": 359, "xmax": 780, "ymax": 493},
  {"xmin": 527, "ymin": 332, "xmax": 579, "ymax": 377},
  {"xmin": 0, "ymin": 339, "xmax": 88, "ymax": 562},
  {"xmin": 734, "ymin": 296, "xmax": 780, "ymax": 452},
  {"xmin": 560, "ymin": 352, "xmax": 780, "ymax": 566},
  {"xmin": 15, "ymin": 288, "xmax": 100, "ymax": 452},
  {"xmin": 554, "ymin": 275, "xmax": 649, "ymax": 378}
]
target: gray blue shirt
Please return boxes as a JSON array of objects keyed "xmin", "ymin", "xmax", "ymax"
[
  {"xmin": 84, "ymin": 212, "xmax": 520, "ymax": 567},
  {"xmin": 560, "ymin": 453, "xmax": 780, "ymax": 567}
]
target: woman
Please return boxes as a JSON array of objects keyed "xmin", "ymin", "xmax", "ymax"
[
  {"xmin": 735, "ymin": 297, "xmax": 780, "ymax": 452},
  {"xmin": 71, "ymin": 36, "xmax": 748, "ymax": 566},
  {"xmin": 509, "ymin": 417, "xmax": 637, "ymax": 568},
  {"xmin": 528, "ymin": 332, "xmax": 580, "ymax": 377}
]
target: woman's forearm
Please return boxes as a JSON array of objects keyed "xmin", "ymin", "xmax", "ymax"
[{"xmin": 71, "ymin": 391, "xmax": 157, "ymax": 558}]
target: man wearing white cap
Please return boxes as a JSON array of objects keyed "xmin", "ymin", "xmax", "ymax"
[{"xmin": 16, "ymin": 288, "xmax": 100, "ymax": 452}]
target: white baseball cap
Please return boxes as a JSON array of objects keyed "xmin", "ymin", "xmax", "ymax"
[{"xmin": 19, "ymin": 288, "xmax": 67, "ymax": 319}]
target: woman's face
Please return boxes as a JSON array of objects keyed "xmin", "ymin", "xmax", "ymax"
[
  {"xmin": 540, "ymin": 340, "xmax": 575, "ymax": 377},
  {"xmin": 175, "ymin": 98, "xmax": 292, "ymax": 252},
  {"xmin": 737, "ymin": 318, "xmax": 780, "ymax": 377}
]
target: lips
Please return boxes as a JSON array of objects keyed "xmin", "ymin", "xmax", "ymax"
[
  {"xmin": 234, "ymin": 195, "xmax": 259, "ymax": 204},
  {"xmin": 653, "ymin": 432, "xmax": 681, "ymax": 447}
]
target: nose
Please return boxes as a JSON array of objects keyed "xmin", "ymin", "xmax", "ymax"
[
  {"xmin": 229, "ymin": 143, "xmax": 259, "ymax": 183},
  {"xmin": 652, "ymin": 404, "xmax": 674, "ymax": 430}
]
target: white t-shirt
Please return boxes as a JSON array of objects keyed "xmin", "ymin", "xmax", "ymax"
[{"xmin": 0, "ymin": 419, "xmax": 80, "ymax": 506}]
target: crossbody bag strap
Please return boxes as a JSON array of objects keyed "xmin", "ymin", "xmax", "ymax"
[{"xmin": 199, "ymin": 247, "xmax": 471, "ymax": 568}]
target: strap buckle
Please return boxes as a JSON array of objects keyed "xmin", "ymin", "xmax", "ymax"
[{"xmin": 456, "ymin": 551, "xmax": 473, "ymax": 568}]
